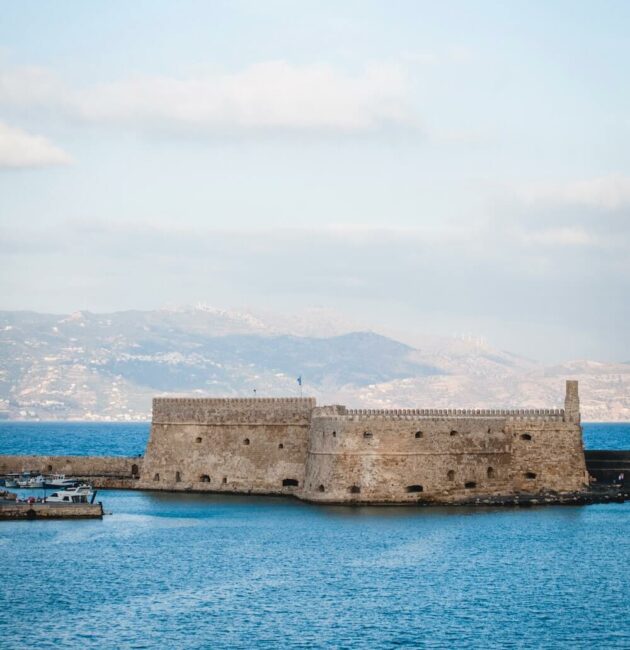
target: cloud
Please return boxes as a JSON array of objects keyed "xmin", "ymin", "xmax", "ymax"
[
  {"xmin": 0, "ymin": 120, "xmax": 72, "ymax": 168},
  {"xmin": 516, "ymin": 175, "xmax": 630, "ymax": 210},
  {"xmin": 496, "ymin": 174, "xmax": 630, "ymax": 253},
  {"xmin": 0, "ymin": 61, "xmax": 413, "ymax": 133},
  {"xmin": 517, "ymin": 226, "xmax": 595, "ymax": 247}
]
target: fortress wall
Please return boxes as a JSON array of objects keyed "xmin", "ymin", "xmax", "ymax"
[
  {"xmin": 507, "ymin": 419, "xmax": 588, "ymax": 493},
  {"xmin": 302, "ymin": 414, "xmax": 513, "ymax": 503},
  {"xmin": 139, "ymin": 397, "xmax": 316, "ymax": 494},
  {"xmin": 0, "ymin": 455, "xmax": 141, "ymax": 478},
  {"xmin": 301, "ymin": 407, "xmax": 587, "ymax": 504}
]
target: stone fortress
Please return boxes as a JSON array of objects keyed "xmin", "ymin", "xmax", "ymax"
[{"xmin": 138, "ymin": 380, "xmax": 590, "ymax": 504}]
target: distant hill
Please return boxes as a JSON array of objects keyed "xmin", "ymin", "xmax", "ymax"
[{"xmin": 0, "ymin": 308, "xmax": 628, "ymax": 421}]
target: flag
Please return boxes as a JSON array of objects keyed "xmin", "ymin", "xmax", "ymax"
[{"xmin": 297, "ymin": 376, "xmax": 302, "ymax": 386}]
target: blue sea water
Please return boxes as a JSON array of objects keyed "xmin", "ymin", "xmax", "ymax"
[
  {"xmin": 0, "ymin": 421, "xmax": 149, "ymax": 457},
  {"xmin": 0, "ymin": 421, "xmax": 628, "ymax": 456},
  {"xmin": 0, "ymin": 491, "xmax": 629, "ymax": 648},
  {"xmin": 0, "ymin": 423, "xmax": 629, "ymax": 648}
]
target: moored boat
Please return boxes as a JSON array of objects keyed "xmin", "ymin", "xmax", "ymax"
[
  {"xmin": 46, "ymin": 484, "xmax": 95, "ymax": 504},
  {"xmin": 18, "ymin": 475, "xmax": 45, "ymax": 488},
  {"xmin": 44, "ymin": 474, "xmax": 80, "ymax": 489}
]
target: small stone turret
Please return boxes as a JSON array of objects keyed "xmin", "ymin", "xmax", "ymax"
[{"xmin": 564, "ymin": 380, "xmax": 580, "ymax": 423}]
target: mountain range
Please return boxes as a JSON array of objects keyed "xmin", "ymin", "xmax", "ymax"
[{"xmin": 1, "ymin": 307, "xmax": 628, "ymax": 421}]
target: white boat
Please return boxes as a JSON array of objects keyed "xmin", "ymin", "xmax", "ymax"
[
  {"xmin": 3, "ymin": 476, "xmax": 18, "ymax": 488},
  {"xmin": 46, "ymin": 484, "xmax": 94, "ymax": 504},
  {"xmin": 17, "ymin": 475, "xmax": 45, "ymax": 488},
  {"xmin": 44, "ymin": 474, "xmax": 79, "ymax": 489}
]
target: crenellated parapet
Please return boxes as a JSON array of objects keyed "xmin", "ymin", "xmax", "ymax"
[
  {"xmin": 152, "ymin": 396, "xmax": 316, "ymax": 425},
  {"xmin": 343, "ymin": 408, "xmax": 565, "ymax": 420}
]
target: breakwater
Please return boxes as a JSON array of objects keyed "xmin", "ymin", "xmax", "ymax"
[
  {"xmin": 585, "ymin": 450, "xmax": 630, "ymax": 487},
  {"xmin": 0, "ymin": 455, "xmax": 142, "ymax": 489}
]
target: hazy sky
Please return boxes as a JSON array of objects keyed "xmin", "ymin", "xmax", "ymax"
[{"xmin": 1, "ymin": 1, "xmax": 629, "ymax": 362}]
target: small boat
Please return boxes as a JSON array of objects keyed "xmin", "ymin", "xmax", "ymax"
[
  {"xmin": 11, "ymin": 472, "xmax": 44, "ymax": 489},
  {"xmin": 44, "ymin": 474, "xmax": 80, "ymax": 489},
  {"xmin": 16, "ymin": 475, "xmax": 45, "ymax": 488},
  {"xmin": 46, "ymin": 484, "xmax": 94, "ymax": 504},
  {"xmin": 3, "ymin": 476, "xmax": 18, "ymax": 488}
]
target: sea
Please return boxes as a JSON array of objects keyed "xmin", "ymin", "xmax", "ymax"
[{"xmin": 0, "ymin": 422, "xmax": 629, "ymax": 649}]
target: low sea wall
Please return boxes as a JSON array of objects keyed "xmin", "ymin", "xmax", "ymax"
[
  {"xmin": 0, "ymin": 455, "xmax": 142, "ymax": 485},
  {"xmin": 585, "ymin": 450, "xmax": 630, "ymax": 486}
]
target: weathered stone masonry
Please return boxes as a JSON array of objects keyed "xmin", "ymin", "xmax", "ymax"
[
  {"xmin": 139, "ymin": 397, "xmax": 315, "ymax": 495},
  {"xmin": 139, "ymin": 380, "xmax": 589, "ymax": 504}
]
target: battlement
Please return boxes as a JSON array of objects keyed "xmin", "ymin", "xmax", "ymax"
[
  {"xmin": 341, "ymin": 408, "xmax": 565, "ymax": 420},
  {"xmin": 152, "ymin": 396, "xmax": 316, "ymax": 425},
  {"xmin": 153, "ymin": 397, "xmax": 316, "ymax": 407}
]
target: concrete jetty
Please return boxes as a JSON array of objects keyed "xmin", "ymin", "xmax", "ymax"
[{"xmin": 0, "ymin": 499, "xmax": 104, "ymax": 520}]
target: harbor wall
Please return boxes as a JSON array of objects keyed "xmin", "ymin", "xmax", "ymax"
[
  {"xmin": 585, "ymin": 450, "xmax": 630, "ymax": 486},
  {"xmin": 0, "ymin": 455, "xmax": 141, "ymax": 481}
]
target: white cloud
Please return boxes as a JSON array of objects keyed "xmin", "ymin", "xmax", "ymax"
[
  {"xmin": 0, "ymin": 64, "xmax": 62, "ymax": 107},
  {"xmin": 0, "ymin": 61, "xmax": 413, "ymax": 133},
  {"xmin": 518, "ymin": 226, "xmax": 595, "ymax": 247},
  {"xmin": 518, "ymin": 175, "xmax": 630, "ymax": 210},
  {"xmin": 0, "ymin": 121, "xmax": 72, "ymax": 169}
]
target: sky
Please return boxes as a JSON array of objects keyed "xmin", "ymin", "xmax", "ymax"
[{"xmin": 0, "ymin": 0, "xmax": 629, "ymax": 362}]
